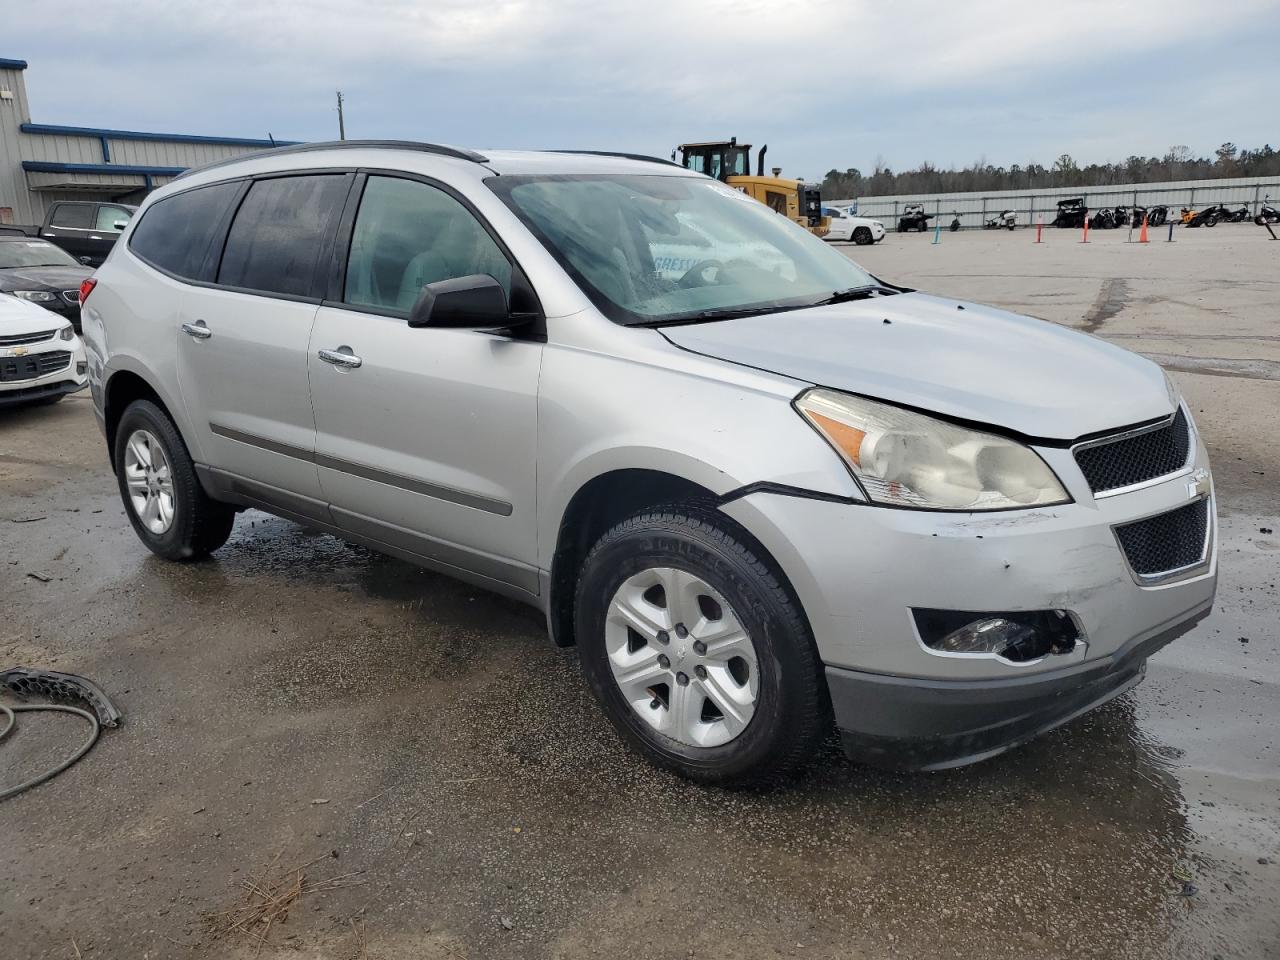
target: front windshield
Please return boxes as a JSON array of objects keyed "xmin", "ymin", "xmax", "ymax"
[
  {"xmin": 488, "ymin": 174, "xmax": 878, "ymax": 325},
  {"xmin": 0, "ymin": 240, "xmax": 79, "ymax": 269}
]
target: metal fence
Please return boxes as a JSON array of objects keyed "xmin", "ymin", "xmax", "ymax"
[{"xmin": 828, "ymin": 176, "xmax": 1280, "ymax": 229}]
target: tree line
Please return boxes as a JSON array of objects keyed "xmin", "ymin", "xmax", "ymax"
[{"xmin": 820, "ymin": 143, "xmax": 1280, "ymax": 199}]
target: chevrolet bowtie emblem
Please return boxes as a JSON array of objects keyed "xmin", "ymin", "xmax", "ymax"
[
  {"xmin": 1188, "ymin": 468, "xmax": 1211, "ymax": 500},
  {"xmin": 11, "ymin": 346, "xmax": 28, "ymax": 357}
]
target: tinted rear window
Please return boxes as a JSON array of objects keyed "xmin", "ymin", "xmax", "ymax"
[
  {"xmin": 49, "ymin": 203, "xmax": 93, "ymax": 229},
  {"xmin": 129, "ymin": 181, "xmax": 241, "ymax": 280},
  {"xmin": 217, "ymin": 175, "xmax": 347, "ymax": 298}
]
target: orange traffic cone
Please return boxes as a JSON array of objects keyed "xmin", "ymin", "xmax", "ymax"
[{"xmin": 1138, "ymin": 214, "xmax": 1149, "ymax": 243}]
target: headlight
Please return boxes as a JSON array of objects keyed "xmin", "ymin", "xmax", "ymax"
[
  {"xmin": 796, "ymin": 388, "xmax": 1070, "ymax": 510},
  {"xmin": 12, "ymin": 290, "xmax": 55, "ymax": 302},
  {"xmin": 58, "ymin": 324, "xmax": 74, "ymax": 341}
]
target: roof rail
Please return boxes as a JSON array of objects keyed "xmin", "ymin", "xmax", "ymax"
[
  {"xmin": 546, "ymin": 149, "xmax": 684, "ymax": 169},
  {"xmin": 174, "ymin": 139, "xmax": 488, "ymax": 180}
]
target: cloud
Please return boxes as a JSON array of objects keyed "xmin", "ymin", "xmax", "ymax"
[{"xmin": 4, "ymin": 0, "xmax": 1277, "ymax": 177}]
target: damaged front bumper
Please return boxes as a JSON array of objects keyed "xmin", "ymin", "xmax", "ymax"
[{"xmin": 721, "ymin": 436, "xmax": 1218, "ymax": 770}]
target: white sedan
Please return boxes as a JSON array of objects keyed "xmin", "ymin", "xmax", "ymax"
[
  {"xmin": 0, "ymin": 291, "xmax": 87, "ymax": 408},
  {"xmin": 823, "ymin": 207, "xmax": 886, "ymax": 245}
]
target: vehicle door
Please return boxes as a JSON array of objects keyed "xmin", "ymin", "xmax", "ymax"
[
  {"xmin": 41, "ymin": 202, "xmax": 96, "ymax": 263},
  {"xmin": 308, "ymin": 173, "xmax": 542, "ymax": 593},
  {"xmin": 91, "ymin": 203, "xmax": 134, "ymax": 264},
  {"xmin": 175, "ymin": 172, "xmax": 352, "ymax": 514}
]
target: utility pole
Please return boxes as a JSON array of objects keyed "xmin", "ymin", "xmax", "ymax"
[{"xmin": 336, "ymin": 91, "xmax": 346, "ymax": 141}]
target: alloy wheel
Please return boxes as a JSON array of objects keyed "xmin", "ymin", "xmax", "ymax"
[
  {"xmin": 605, "ymin": 567, "xmax": 759, "ymax": 748},
  {"xmin": 123, "ymin": 428, "xmax": 176, "ymax": 535}
]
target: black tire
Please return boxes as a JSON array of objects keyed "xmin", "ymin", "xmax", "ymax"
[
  {"xmin": 852, "ymin": 226, "xmax": 872, "ymax": 245},
  {"xmin": 1205, "ymin": 214, "xmax": 1217, "ymax": 227},
  {"xmin": 113, "ymin": 399, "xmax": 235, "ymax": 561},
  {"xmin": 575, "ymin": 505, "xmax": 825, "ymax": 786}
]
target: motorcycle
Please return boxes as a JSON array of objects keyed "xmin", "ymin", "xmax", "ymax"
[
  {"xmin": 1186, "ymin": 204, "xmax": 1229, "ymax": 228},
  {"xmin": 1113, "ymin": 206, "xmax": 1130, "ymax": 227},
  {"xmin": 1256, "ymin": 195, "xmax": 1279, "ymax": 225},
  {"xmin": 1129, "ymin": 205, "xmax": 1148, "ymax": 227},
  {"xmin": 1147, "ymin": 205, "xmax": 1170, "ymax": 227},
  {"xmin": 949, "ymin": 211, "xmax": 961, "ymax": 232},
  {"xmin": 1223, "ymin": 205, "xmax": 1251, "ymax": 223},
  {"xmin": 984, "ymin": 210, "xmax": 1016, "ymax": 230},
  {"xmin": 1088, "ymin": 208, "xmax": 1116, "ymax": 230}
]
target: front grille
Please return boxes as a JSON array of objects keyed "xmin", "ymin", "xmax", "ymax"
[
  {"xmin": 0, "ymin": 329, "xmax": 56, "ymax": 347},
  {"xmin": 1075, "ymin": 407, "xmax": 1191, "ymax": 495},
  {"xmin": 61, "ymin": 290, "xmax": 80, "ymax": 306},
  {"xmin": 1114, "ymin": 498, "xmax": 1209, "ymax": 578},
  {"xmin": 0, "ymin": 350, "xmax": 71, "ymax": 383}
]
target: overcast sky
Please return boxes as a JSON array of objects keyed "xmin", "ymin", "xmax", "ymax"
[{"xmin": 4, "ymin": 0, "xmax": 1278, "ymax": 179}]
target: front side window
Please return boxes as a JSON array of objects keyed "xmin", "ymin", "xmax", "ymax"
[
  {"xmin": 344, "ymin": 176, "xmax": 511, "ymax": 313},
  {"xmin": 218, "ymin": 174, "xmax": 348, "ymax": 298},
  {"xmin": 49, "ymin": 203, "xmax": 93, "ymax": 229},
  {"xmin": 96, "ymin": 205, "xmax": 133, "ymax": 233},
  {"xmin": 0, "ymin": 239, "xmax": 79, "ymax": 269},
  {"xmin": 490, "ymin": 174, "xmax": 876, "ymax": 325},
  {"xmin": 129, "ymin": 181, "xmax": 241, "ymax": 280}
]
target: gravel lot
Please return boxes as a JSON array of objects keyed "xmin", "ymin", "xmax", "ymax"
[{"xmin": 1, "ymin": 223, "xmax": 1277, "ymax": 959}]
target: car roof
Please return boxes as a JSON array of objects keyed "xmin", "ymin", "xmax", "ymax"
[{"xmin": 168, "ymin": 141, "xmax": 696, "ymax": 195}]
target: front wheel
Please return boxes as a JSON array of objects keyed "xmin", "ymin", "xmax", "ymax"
[
  {"xmin": 114, "ymin": 399, "xmax": 236, "ymax": 561},
  {"xmin": 852, "ymin": 226, "xmax": 872, "ymax": 245},
  {"xmin": 575, "ymin": 506, "xmax": 825, "ymax": 785}
]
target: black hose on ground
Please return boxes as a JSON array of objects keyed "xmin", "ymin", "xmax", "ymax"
[{"xmin": 0, "ymin": 702, "xmax": 101, "ymax": 801}]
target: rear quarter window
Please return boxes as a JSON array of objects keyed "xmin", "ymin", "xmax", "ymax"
[
  {"xmin": 216, "ymin": 174, "xmax": 348, "ymax": 298},
  {"xmin": 129, "ymin": 181, "xmax": 242, "ymax": 280}
]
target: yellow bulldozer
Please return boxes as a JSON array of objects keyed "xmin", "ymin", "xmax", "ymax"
[{"xmin": 673, "ymin": 138, "xmax": 829, "ymax": 237}]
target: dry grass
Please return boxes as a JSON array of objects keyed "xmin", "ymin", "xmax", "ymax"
[{"xmin": 207, "ymin": 851, "xmax": 366, "ymax": 952}]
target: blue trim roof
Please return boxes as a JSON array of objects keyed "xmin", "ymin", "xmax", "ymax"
[
  {"xmin": 20, "ymin": 122, "xmax": 298, "ymax": 148},
  {"xmin": 23, "ymin": 160, "xmax": 187, "ymax": 177},
  {"xmin": 0, "ymin": 58, "xmax": 28, "ymax": 70}
]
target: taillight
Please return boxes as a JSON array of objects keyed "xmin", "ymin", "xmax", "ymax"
[{"xmin": 79, "ymin": 277, "xmax": 97, "ymax": 304}]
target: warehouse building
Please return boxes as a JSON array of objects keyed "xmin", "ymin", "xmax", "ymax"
[{"xmin": 0, "ymin": 56, "xmax": 294, "ymax": 226}]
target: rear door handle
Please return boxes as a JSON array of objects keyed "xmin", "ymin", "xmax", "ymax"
[
  {"xmin": 318, "ymin": 347, "xmax": 362, "ymax": 369},
  {"xmin": 181, "ymin": 320, "xmax": 212, "ymax": 340},
  {"xmin": 89, "ymin": 235, "xmax": 102, "ymax": 241}
]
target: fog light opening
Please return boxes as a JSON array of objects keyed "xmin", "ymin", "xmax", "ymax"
[{"xmin": 914, "ymin": 608, "xmax": 1081, "ymax": 662}]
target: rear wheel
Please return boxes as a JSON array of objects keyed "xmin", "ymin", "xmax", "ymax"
[
  {"xmin": 114, "ymin": 399, "xmax": 236, "ymax": 561},
  {"xmin": 575, "ymin": 506, "xmax": 825, "ymax": 785},
  {"xmin": 853, "ymin": 226, "xmax": 872, "ymax": 245}
]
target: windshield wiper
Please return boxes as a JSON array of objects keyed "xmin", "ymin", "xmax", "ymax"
[
  {"xmin": 637, "ymin": 303, "xmax": 803, "ymax": 327},
  {"xmin": 810, "ymin": 285, "xmax": 897, "ymax": 306}
]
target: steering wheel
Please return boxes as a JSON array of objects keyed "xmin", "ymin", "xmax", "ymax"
[{"xmin": 677, "ymin": 259, "xmax": 727, "ymax": 289}]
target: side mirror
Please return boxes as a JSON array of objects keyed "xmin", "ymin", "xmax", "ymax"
[
  {"xmin": 408, "ymin": 274, "xmax": 515, "ymax": 329},
  {"xmin": 112, "ymin": 220, "xmax": 128, "ymax": 231},
  {"xmin": 78, "ymin": 256, "xmax": 93, "ymax": 265}
]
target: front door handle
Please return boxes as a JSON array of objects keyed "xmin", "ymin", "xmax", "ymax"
[
  {"xmin": 181, "ymin": 320, "xmax": 212, "ymax": 340},
  {"xmin": 318, "ymin": 346, "xmax": 362, "ymax": 369}
]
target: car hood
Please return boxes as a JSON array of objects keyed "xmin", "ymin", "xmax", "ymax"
[
  {"xmin": 0, "ymin": 292, "xmax": 66, "ymax": 334},
  {"xmin": 660, "ymin": 292, "xmax": 1173, "ymax": 441},
  {"xmin": 0, "ymin": 265, "xmax": 91, "ymax": 290}
]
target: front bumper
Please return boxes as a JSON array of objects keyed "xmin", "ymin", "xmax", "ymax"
[
  {"xmin": 720, "ymin": 428, "xmax": 1217, "ymax": 768},
  {"xmin": 826, "ymin": 601, "xmax": 1209, "ymax": 770},
  {"xmin": 0, "ymin": 342, "xmax": 88, "ymax": 406},
  {"xmin": 0, "ymin": 377, "xmax": 86, "ymax": 407}
]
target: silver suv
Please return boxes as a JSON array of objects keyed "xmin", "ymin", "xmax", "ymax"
[{"xmin": 82, "ymin": 141, "xmax": 1217, "ymax": 784}]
